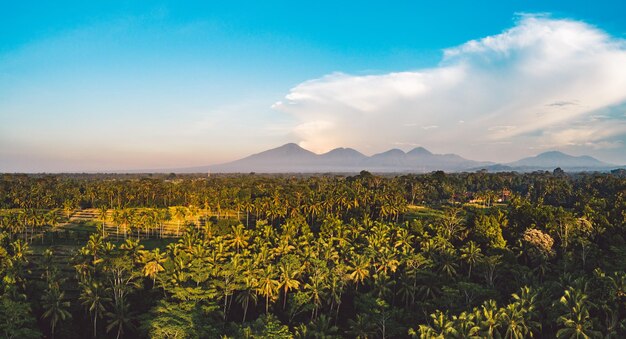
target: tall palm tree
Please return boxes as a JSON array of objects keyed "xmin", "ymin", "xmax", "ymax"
[
  {"xmin": 140, "ymin": 248, "xmax": 166, "ymax": 285},
  {"xmin": 511, "ymin": 286, "xmax": 539, "ymax": 321},
  {"xmin": 257, "ymin": 265, "xmax": 280, "ymax": 314},
  {"xmin": 41, "ymin": 285, "xmax": 72, "ymax": 339},
  {"xmin": 460, "ymin": 241, "xmax": 483, "ymax": 279},
  {"xmin": 278, "ymin": 261, "xmax": 301, "ymax": 309},
  {"xmin": 62, "ymin": 199, "xmax": 75, "ymax": 220},
  {"xmin": 43, "ymin": 210, "xmax": 61, "ymax": 244},
  {"xmin": 304, "ymin": 272, "xmax": 326, "ymax": 320},
  {"xmin": 79, "ymin": 280, "xmax": 110, "ymax": 338},
  {"xmin": 106, "ymin": 299, "xmax": 134, "ymax": 339},
  {"xmin": 97, "ymin": 206, "xmax": 108, "ymax": 238},
  {"xmin": 172, "ymin": 206, "xmax": 188, "ymax": 237},
  {"xmin": 236, "ymin": 277, "xmax": 258, "ymax": 323}
]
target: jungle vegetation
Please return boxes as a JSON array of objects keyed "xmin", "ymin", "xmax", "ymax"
[{"xmin": 1, "ymin": 169, "xmax": 626, "ymax": 338}]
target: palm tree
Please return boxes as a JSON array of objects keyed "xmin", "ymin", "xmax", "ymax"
[
  {"xmin": 140, "ymin": 248, "xmax": 166, "ymax": 285},
  {"xmin": 348, "ymin": 254, "xmax": 371, "ymax": 289},
  {"xmin": 41, "ymin": 284, "xmax": 72, "ymax": 339},
  {"xmin": 435, "ymin": 247, "xmax": 459, "ymax": 279},
  {"xmin": 304, "ymin": 272, "xmax": 326, "ymax": 320},
  {"xmin": 172, "ymin": 206, "xmax": 187, "ymax": 237},
  {"xmin": 477, "ymin": 300, "xmax": 501, "ymax": 338},
  {"xmin": 452, "ymin": 311, "xmax": 480, "ymax": 339},
  {"xmin": 411, "ymin": 310, "xmax": 457, "ymax": 338},
  {"xmin": 511, "ymin": 286, "xmax": 539, "ymax": 321},
  {"xmin": 236, "ymin": 277, "xmax": 258, "ymax": 323},
  {"xmin": 228, "ymin": 224, "xmax": 249, "ymax": 253},
  {"xmin": 62, "ymin": 199, "xmax": 75, "ymax": 220},
  {"xmin": 40, "ymin": 210, "xmax": 58, "ymax": 244},
  {"xmin": 499, "ymin": 303, "xmax": 531, "ymax": 339},
  {"xmin": 307, "ymin": 314, "xmax": 339, "ymax": 338},
  {"xmin": 460, "ymin": 241, "xmax": 483, "ymax": 279},
  {"xmin": 481, "ymin": 255, "xmax": 502, "ymax": 287},
  {"xmin": 106, "ymin": 299, "xmax": 134, "ymax": 339},
  {"xmin": 556, "ymin": 287, "xmax": 600, "ymax": 339},
  {"xmin": 79, "ymin": 280, "xmax": 110, "ymax": 338},
  {"xmin": 257, "ymin": 265, "xmax": 280, "ymax": 314},
  {"xmin": 242, "ymin": 200, "xmax": 253, "ymax": 228},
  {"xmin": 118, "ymin": 209, "xmax": 134, "ymax": 240},
  {"xmin": 279, "ymin": 261, "xmax": 301, "ymax": 309},
  {"xmin": 348, "ymin": 314, "xmax": 376, "ymax": 339},
  {"xmin": 111, "ymin": 208, "xmax": 121, "ymax": 238},
  {"xmin": 97, "ymin": 206, "xmax": 108, "ymax": 238}
]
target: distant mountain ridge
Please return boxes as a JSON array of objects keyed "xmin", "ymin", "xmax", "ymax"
[
  {"xmin": 164, "ymin": 144, "xmax": 623, "ymax": 174},
  {"xmin": 474, "ymin": 151, "xmax": 616, "ymax": 173},
  {"xmin": 206, "ymin": 143, "xmax": 492, "ymax": 173},
  {"xmin": 506, "ymin": 151, "xmax": 610, "ymax": 168}
]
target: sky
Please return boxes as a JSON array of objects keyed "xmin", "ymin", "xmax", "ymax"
[{"xmin": 2, "ymin": 1, "xmax": 626, "ymax": 172}]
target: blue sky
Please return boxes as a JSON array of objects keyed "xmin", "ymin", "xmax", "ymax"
[{"xmin": 2, "ymin": 1, "xmax": 626, "ymax": 172}]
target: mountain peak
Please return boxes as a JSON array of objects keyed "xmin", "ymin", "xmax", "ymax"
[
  {"xmin": 536, "ymin": 151, "xmax": 568, "ymax": 158},
  {"xmin": 376, "ymin": 148, "xmax": 405, "ymax": 156},
  {"xmin": 279, "ymin": 142, "xmax": 304, "ymax": 150},
  {"xmin": 408, "ymin": 146, "xmax": 433, "ymax": 156},
  {"xmin": 249, "ymin": 143, "xmax": 316, "ymax": 159},
  {"xmin": 321, "ymin": 147, "xmax": 366, "ymax": 158}
]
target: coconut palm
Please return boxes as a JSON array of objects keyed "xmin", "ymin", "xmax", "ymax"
[
  {"xmin": 97, "ymin": 206, "xmax": 108, "ymax": 238},
  {"xmin": 41, "ymin": 284, "xmax": 72, "ymax": 339},
  {"xmin": 106, "ymin": 299, "xmax": 134, "ymax": 339},
  {"xmin": 140, "ymin": 248, "xmax": 166, "ymax": 285},
  {"xmin": 228, "ymin": 224, "xmax": 249, "ymax": 253},
  {"xmin": 236, "ymin": 277, "xmax": 258, "ymax": 323},
  {"xmin": 79, "ymin": 280, "xmax": 110, "ymax": 338},
  {"xmin": 172, "ymin": 206, "xmax": 188, "ymax": 237},
  {"xmin": 348, "ymin": 254, "xmax": 371, "ymax": 289},
  {"xmin": 278, "ymin": 260, "xmax": 301, "ymax": 309},
  {"xmin": 460, "ymin": 241, "xmax": 483, "ymax": 279},
  {"xmin": 257, "ymin": 265, "xmax": 280, "ymax": 314}
]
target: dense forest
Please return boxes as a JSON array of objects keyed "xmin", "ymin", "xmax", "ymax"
[{"xmin": 1, "ymin": 169, "xmax": 626, "ymax": 338}]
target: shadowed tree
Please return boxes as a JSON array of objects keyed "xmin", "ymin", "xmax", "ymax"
[{"xmin": 41, "ymin": 284, "xmax": 72, "ymax": 339}]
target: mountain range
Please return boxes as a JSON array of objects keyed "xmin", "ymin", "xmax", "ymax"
[{"xmin": 178, "ymin": 143, "xmax": 620, "ymax": 174}]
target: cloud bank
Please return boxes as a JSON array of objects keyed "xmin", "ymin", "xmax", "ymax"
[{"xmin": 273, "ymin": 15, "xmax": 626, "ymax": 162}]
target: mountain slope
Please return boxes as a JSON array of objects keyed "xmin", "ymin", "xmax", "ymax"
[
  {"xmin": 507, "ymin": 151, "xmax": 611, "ymax": 169},
  {"xmin": 209, "ymin": 143, "xmax": 318, "ymax": 172}
]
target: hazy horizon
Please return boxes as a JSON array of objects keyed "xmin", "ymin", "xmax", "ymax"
[{"xmin": 3, "ymin": 1, "xmax": 626, "ymax": 172}]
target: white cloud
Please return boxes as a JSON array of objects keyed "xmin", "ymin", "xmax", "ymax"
[{"xmin": 272, "ymin": 15, "xmax": 626, "ymax": 162}]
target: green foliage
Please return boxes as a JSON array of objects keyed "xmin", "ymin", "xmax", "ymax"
[
  {"xmin": 238, "ymin": 314, "xmax": 291, "ymax": 339},
  {"xmin": 0, "ymin": 172, "xmax": 626, "ymax": 337},
  {"xmin": 473, "ymin": 213, "xmax": 507, "ymax": 249},
  {"xmin": 140, "ymin": 300, "xmax": 220, "ymax": 339},
  {"xmin": 0, "ymin": 296, "xmax": 41, "ymax": 339}
]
